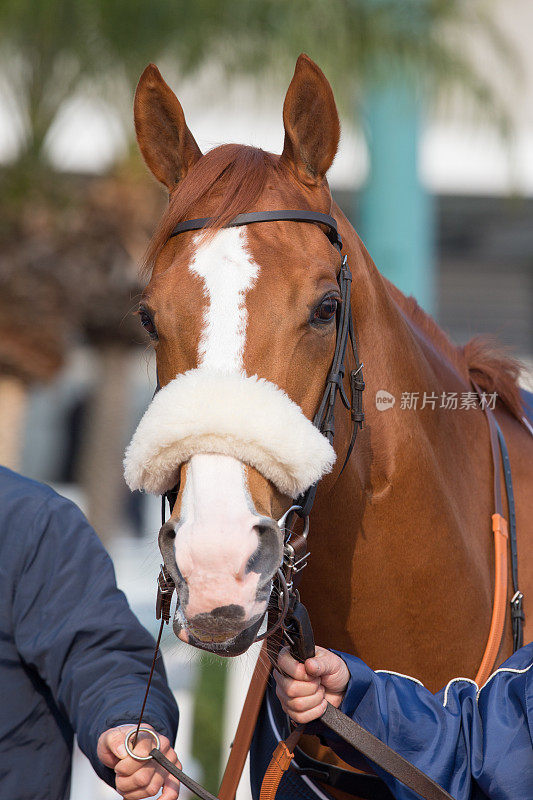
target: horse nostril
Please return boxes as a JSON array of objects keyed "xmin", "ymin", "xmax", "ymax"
[
  {"xmin": 246, "ymin": 546, "xmax": 262, "ymax": 574},
  {"xmin": 255, "ymin": 523, "xmax": 273, "ymax": 538},
  {"xmin": 246, "ymin": 518, "xmax": 283, "ymax": 583}
]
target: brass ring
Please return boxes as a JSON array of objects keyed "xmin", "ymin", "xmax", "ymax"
[{"xmin": 124, "ymin": 727, "xmax": 161, "ymax": 761}]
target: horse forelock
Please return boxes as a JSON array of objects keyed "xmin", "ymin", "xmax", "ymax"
[{"xmin": 142, "ymin": 144, "xmax": 281, "ymax": 279}]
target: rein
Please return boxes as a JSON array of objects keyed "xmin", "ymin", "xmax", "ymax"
[{"xmin": 126, "ymin": 209, "xmax": 523, "ymax": 800}]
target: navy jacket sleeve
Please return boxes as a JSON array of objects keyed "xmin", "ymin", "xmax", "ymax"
[
  {"xmin": 316, "ymin": 645, "xmax": 533, "ymax": 800},
  {"xmin": 11, "ymin": 489, "xmax": 179, "ymax": 786}
]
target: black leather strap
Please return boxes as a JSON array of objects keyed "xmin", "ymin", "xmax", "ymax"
[
  {"xmin": 285, "ymin": 598, "xmax": 453, "ymax": 800},
  {"xmin": 150, "ymin": 749, "xmax": 220, "ymax": 800},
  {"xmin": 320, "ymin": 704, "xmax": 455, "ymax": 800},
  {"xmin": 495, "ymin": 419, "xmax": 524, "ymax": 651},
  {"xmin": 169, "ymin": 210, "xmax": 342, "ymax": 250},
  {"xmin": 286, "ymin": 611, "xmax": 453, "ymax": 800},
  {"xmin": 297, "ymin": 256, "xmax": 365, "ymax": 516}
]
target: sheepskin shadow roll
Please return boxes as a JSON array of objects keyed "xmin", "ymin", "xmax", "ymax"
[{"xmin": 124, "ymin": 368, "xmax": 336, "ymax": 498}]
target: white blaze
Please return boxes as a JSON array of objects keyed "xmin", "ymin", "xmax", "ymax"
[
  {"xmin": 178, "ymin": 228, "xmax": 262, "ymax": 621},
  {"xmin": 189, "ymin": 227, "xmax": 259, "ymax": 374}
]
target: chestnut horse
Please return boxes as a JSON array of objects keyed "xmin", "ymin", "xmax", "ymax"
[{"xmin": 125, "ymin": 54, "xmax": 533, "ymax": 709}]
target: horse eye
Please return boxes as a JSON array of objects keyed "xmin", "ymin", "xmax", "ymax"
[
  {"xmin": 139, "ymin": 309, "xmax": 158, "ymax": 339},
  {"xmin": 313, "ymin": 297, "xmax": 338, "ymax": 324}
]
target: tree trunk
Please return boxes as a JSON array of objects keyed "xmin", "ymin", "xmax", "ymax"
[
  {"xmin": 0, "ymin": 377, "xmax": 28, "ymax": 471},
  {"xmin": 78, "ymin": 345, "xmax": 130, "ymax": 544}
]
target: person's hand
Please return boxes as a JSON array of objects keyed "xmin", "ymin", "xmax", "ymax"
[
  {"xmin": 97, "ymin": 724, "xmax": 180, "ymax": 799},
  {"xmin": 274, "ymin": 646, "xmax": 350, "ymax": 724}
]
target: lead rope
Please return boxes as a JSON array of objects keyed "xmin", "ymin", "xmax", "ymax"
[
  {"xmin": 130, "ymin": 617, "xmax": 165, "ymax": 749},
  {"xmin": 130, "ymin": 494, "xmax": 177, "ymax": 747},
  {"xmin": 127, "ymin": 495, "xmax": 221, "ymax": 800}
]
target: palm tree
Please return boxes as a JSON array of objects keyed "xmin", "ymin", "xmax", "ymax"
[{"xmin": 0, "ymin": 0, "xmax": 515, "ymax": 182}]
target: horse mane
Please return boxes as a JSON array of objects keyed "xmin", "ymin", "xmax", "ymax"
[
  {"xmin": 142, "ymin": 144, "xmax": 279, "ymax": 277},
  {"xmin": 387, "ymin": 282, "xmax": 524, "ymax": 421},
  {"xmin": 462, "ymin": 337, "xmax": 524, "ymax": 420}
]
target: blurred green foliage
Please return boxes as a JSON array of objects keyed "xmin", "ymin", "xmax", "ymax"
[
  {"xmin": 0, "ymin": 0, "xmax": 213, "ymax": 179},
  {"xmin": 0, "ymin": 0, "xmax": 517, "ymax": 181},
  {"xmin": 192, "ymin": 655, "xmax": 228, "ymax": 793}
]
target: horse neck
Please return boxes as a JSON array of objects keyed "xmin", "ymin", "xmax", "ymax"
[
  {"xmin": 340, "ymin": 226, "xmax": 476, "ymax": 490},
  {"xmin": 302, "ymin": 213, "xmax": 495, "ymax": 687}
]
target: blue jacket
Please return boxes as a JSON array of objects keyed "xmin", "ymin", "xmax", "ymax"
[
  {"xmin": 251, "ymin": 645, "xmax": 533, "ymax": 800},
  {"xmin": 0, "ymin": 467, "xmax": 179, "ymax": 799}
]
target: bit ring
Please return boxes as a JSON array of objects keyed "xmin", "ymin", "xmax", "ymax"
[{"xmin": 124, "ymin": 727, "xmax": 161, "ymax": 761}]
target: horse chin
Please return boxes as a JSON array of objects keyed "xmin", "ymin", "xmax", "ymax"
[{"xmin": 173, "ymin": 612, "xmax": 263, "ymax": 657}]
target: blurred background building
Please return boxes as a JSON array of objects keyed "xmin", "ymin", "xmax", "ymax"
[{"xmin": 0, "ymin": 1, "xmax": 531, "ymax": 798}]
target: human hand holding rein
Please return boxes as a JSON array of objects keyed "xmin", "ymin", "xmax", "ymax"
[
  {"xmin": 274, "ymin": 646, "xmax": 350, "ymax": 725},
  {"xmin": 97, "ymin": 724, "xmax": 180, "ymax": 799}
]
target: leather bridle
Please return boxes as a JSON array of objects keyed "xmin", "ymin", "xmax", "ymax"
[
  {"xmin": 157, "ymin": 209, "xmax": 364, "ymax": 526},
  {"xmin": 168, "ymin": 209, "xmax": 365, "ymax": 524},
  {"xmin": 150, "ymin": 208, "xmax": 365, "ymax": 643},
  {"xmin": 162, "ymin": 209, "xmax": 365, "ymax": 644},
  {"xmin": 127, "ymin": 209, "xmax": 370, "ymax": 783}
]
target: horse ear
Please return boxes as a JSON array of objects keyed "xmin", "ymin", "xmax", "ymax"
[
  {"xmin": 134, "ymin": 64, "xmax": 202, "ymax": 190},
  {"xmin": 280, "ymin": 54, "xmax": 340, "ymax": 185}
]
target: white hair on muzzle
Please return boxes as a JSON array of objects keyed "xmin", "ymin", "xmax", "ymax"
[{"xmin": 124, "ymin": 369, "xmax": 336, "ymax": 498}]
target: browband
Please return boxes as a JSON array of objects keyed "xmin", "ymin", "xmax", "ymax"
[{"xmin": 169, "ymin": 210, "xmax": 342, "ymax": 251}]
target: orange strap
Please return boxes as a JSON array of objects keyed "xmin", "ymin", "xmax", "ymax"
[
  {"xmin": 259, "ymin": 741, "xmax": 295, "ymax": 800},
  {"xmin": 218, "ymin": 640, "xmax": 271, "ymax": 800},
  {"xmin": 472, "ymin": 382, "xmax": 511, "ymax": 686},
  {"xmin": 474, "ymin": 513, "xmax": 509, "ymax": 686}
]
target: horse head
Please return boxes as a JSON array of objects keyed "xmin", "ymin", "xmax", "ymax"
[{"xmin": 125, "ymin": 55, "xmax": 345, "ymax": 655}]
